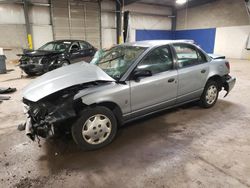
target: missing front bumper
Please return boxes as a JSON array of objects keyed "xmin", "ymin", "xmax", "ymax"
[{"xmin": 22, "ymin": 117, "xmax": 55, "ymax": 141}]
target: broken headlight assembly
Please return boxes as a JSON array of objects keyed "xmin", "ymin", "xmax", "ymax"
[
  {"xmin": 22, "ymin": 90, "xmax": 78, "ymax": 140},
  {"xmin": 21, "ymin": 83, "xmax": 98, "ymax": 141}
]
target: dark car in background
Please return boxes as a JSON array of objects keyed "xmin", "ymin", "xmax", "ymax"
[{"xmin": 18, "ymin": 40, "xmax": 96, "ymax": 76}]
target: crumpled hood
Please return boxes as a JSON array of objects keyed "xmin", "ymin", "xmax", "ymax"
[{"xmin": 22, "ymin": 62, "xmax": 115, "ymax": 102}]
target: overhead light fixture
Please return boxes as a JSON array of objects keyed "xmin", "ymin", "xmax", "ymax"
[{"xmin": 176, "ymin": 0, "xmax": 187, "ymax": 5}]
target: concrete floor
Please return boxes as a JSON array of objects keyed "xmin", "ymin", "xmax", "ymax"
[{"xmin": 0, "ymin": 59, "xmax": 250, "ymax": 188}]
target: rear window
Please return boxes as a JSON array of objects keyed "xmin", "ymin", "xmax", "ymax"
[{"xmin": 173, "ymin": 43, "xmax": 207, "ymax": 68}]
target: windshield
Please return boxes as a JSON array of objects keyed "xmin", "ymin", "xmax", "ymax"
[
  {"xmin": 38, "ymin": 41, "xmax": 71, "ymax": 52},
  {"xmin": 91, "ymin": 46, "xmax": 147, "ymax": 80}
]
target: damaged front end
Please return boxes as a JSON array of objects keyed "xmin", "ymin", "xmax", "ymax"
[
  {"xmin": 20, "ymin": 61, "xmax": 116, "ymax": 143},
  {"xmin": 21, "ymin": 84, "xmax": 92, "ymax": 141},
  {"xmin": 23, "ymin": 92, "xmax": 76, "ymax": 141}
]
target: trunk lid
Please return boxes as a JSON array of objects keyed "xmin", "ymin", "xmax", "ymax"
[{"xmin": 208, "ymin": 54, "xmax": 226, "ymax": 60}]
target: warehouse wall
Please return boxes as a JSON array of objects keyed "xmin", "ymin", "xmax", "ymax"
[
  {"xmin": 29, "ymin": 6, "xmax": 53, "ymax": 49},
  {"xmin": 136, "ymin": 30, "xmax": 173, "ymax": 41},
  {"xmin": 174, "ymin": 28, "xmax": 216, "ymax": 53},
  {"xmin": 0, "ymin": 2, "xmax": 53, "ymax": 60},
  {"xmin": 101, "ymin": 0, "xmax": 116, "ymax": 48},
  {"xmin": 176, "ymin": 0, "xmax": 250, "ymax": 59},
  {"xmin": 177, "ymin": 0, "xmax": 249, "ymax": 29},
  {"xmin": 100, "ymin": 1, "xmax": 172, "ymax": 48},
  {"xmin": 136, "ymin": 28, "xmax": 216, "ymax": 53},
  {"xmin": 0, "ymin": 4, "xmax": 26, "ymax": 60},
  {"xmin": 214, "ymin": 25, "xmax": 250, "ymax": 59},
  {"xmin": 125, "ymin": 3, "xmax": 172, "ymax": 42},
  {"xmin": 51, "ymin": 0, "xmax": 101, "ymax": 48}
]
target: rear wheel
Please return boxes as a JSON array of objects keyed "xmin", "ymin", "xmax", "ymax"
[
  {"xmin": 71, "ymin": 106, "xmax": 117, "ymax": 150},
  {"xmin": 200, "ymin": 80, "xmax": 219, "ymax": 108}
]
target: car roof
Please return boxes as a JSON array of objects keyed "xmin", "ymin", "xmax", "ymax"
[
  {"xmin": 124, "ymin": 40, "xmax": 195, "ymax": 47},
  {"xmin": 50, "ymin": 40, "xmax": 87, "ymax": 43}
]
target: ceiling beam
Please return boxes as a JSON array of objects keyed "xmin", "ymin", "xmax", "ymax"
[
  {"xmin": 124, "ymin": 0, "xmax": 140, "ymax": 6},
  {"xmin": 179, "ymin": 0, "xmax": 217, "ymax": 9},
  {"xmin": 138, "ymin": 2, "xmax": 173, "ymax": 8}
]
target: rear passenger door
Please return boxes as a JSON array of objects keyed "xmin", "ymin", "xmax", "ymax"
[{"xmin": 172, "ymin": 43, "xmax": 209, "ymax": 103}]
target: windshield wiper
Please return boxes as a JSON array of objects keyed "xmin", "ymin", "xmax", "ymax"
[{"xmin": 99, "ymin": 54, "xmax": 125, "ymax": 64}]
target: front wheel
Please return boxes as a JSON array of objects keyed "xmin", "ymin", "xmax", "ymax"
[
  {"xmin": 23, "ymin": 70, "xmax": 38, "ymax": 77},
  {"xmin": 61, "ymin": 60, "xmax": 70, "ymax": 67},
  {"xmin": 200, "ymin": 80, "xmax": 219, "ymax": 108},
  {"xmin": 71, "ymin": 106, "xmax": 117, "ymax": 150}
]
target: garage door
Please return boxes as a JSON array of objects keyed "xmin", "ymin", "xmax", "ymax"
[{"xmin": 51, "ymin": 0, "xmax": 101, "ymax": 48}]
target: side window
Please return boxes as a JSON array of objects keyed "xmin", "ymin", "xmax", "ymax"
[
  {"xmin": 70, "ymin": 42, "xmax": 80, "ymax": 51},
  {"xmin": 42, "ymin": 43, "xmax": 54, "ymax": 51},
  {"xmin": 137, "ymin": 46, "xmax": 173, "ymax": 75},
  {"xmin": 79, "ymin": 41, "xmax": 90, "ymax": 50},
  {"xmin": 173, "ymin": 44, "xmax": 207, "ymax": 68},
  {"xmin": 55, "ymin": 43, "xmax": 67, "ymax": 52}
]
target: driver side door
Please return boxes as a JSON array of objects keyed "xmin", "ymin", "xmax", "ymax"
[{"xmin": 129, "ymin": 45, "xmax": 178, "ymax": 117}]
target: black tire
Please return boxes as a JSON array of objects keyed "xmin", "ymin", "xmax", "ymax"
[
  {"xmin": 23, "ymin": 70, "xmax": 37, "ymax": 77},
  {"xmin": 200, "ymin": 80, "xmax": 219, "ymax": 108},
  {"xmin": 71, "ymin": 106, "xmax": 117, "ymax": 150},
  {"xmin": 60, "ymin": 60, "xmax": 70, "ymax": 67}
]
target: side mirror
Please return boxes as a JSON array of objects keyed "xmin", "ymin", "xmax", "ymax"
[{"xmin": 133, "ymin": 69, "xmax": 152, "ymax": 81}]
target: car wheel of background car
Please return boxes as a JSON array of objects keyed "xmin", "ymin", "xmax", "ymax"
[
  {"xmin": 200, "ymin": 80, "xmax": 219, "ymax": 108},
  {"xmin": 71, "ymin": 106, "xmax": 117, "ymax": 150},
  {"xmin": 61, "ymin": 60, "xmax": 70, "ymax": 67},
  {"xmin": 23, "ymin": 70, "xmax": 37, "ymax": 77}
]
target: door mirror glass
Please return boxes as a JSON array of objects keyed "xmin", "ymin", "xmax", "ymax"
[{"xmin": 133, "ymin": 69, "xmax": 152, "ymax": 80}]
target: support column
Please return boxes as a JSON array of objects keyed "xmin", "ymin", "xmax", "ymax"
[
  {"xmin": 23, "ymin": 0, "xmax": 33, "ymax": 49},
  {"xmin": 116, "ymin": 0, "xmax": 122, "ymax": 44},
  {"xmin": 171, "ymin": 7, "xmax": 177, "ymax": 31}
]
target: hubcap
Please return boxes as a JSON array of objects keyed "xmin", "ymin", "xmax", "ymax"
[
  {"xmin": 206, "ymin": 85, "xmax": 218, "ymax": 105},
  {"xmin": 82, "ymin": 114, "xmax": 111, "ymax": 145}
]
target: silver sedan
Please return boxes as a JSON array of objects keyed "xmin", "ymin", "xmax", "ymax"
[{"xmin": 22, "ymin": 40, "xmax": 236, "ymax": 150}]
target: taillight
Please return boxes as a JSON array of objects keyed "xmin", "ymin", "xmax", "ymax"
[{"xmin": 225, "ymin": 61, "xmax": 230, "ymax": 73}]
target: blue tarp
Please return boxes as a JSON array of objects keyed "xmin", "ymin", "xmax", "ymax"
[{"xmin": 135, "ymin": 28, "xmax": 216, "ymax": 53}]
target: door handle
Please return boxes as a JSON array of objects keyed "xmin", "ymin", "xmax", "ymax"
[
  {"xmin": 168, "ymin": 78, "xmax": 175, "ymax": 83},
  {"xmin": 201, "ymin": 69, "xmax": 206, "ymax": 73}
]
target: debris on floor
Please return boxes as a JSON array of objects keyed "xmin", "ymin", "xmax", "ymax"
[
  {"xmin": 0, "ymin": 87, "xmax": 16, "ymax": 102},
  {"xmin": 0, "ymin": 87, "xmax": 16, "ymax": 94},
  {"xmin": 17, "ymin": 123, "xmax": 26, "ymax": 131},
  {"xmin": 0, "ymin": 95, "xmax": 11, "ymax": 100}
]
